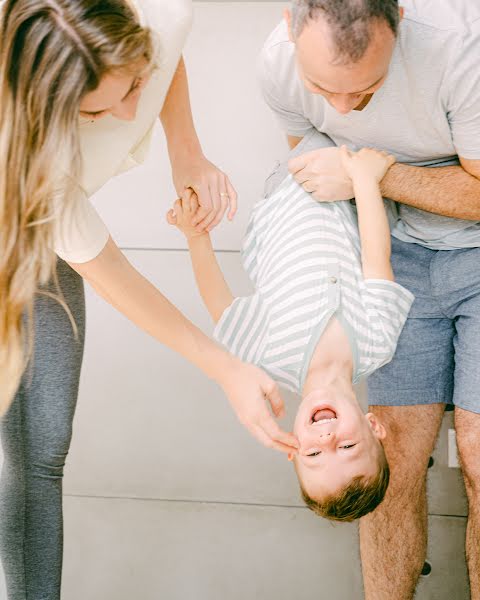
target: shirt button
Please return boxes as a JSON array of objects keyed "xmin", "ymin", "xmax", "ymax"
[{"xmin": 329, "ymin": 276, "xmax": 338, "ymax": 284}]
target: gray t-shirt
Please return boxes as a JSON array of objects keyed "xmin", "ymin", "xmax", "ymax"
[{"xmin": 258, "ymin": 0, "xmax": 480, "ymax": 250}]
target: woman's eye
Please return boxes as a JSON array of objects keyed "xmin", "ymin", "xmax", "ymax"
[
  {"xmin": 128, "ymin": 78, "xmax": 143, "ymax": 96},
  {"xmin": 341, "ymin": 444, "xmax": 356, "ymax": 450}
]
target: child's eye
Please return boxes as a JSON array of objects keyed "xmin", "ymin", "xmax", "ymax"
[
  {"xmin": 307, "ymin": 451, "xmax": 321, "ymax": 457},
  {"xmin": 341, "ymin": 444, "xmax": 357, "ymax": 450}
]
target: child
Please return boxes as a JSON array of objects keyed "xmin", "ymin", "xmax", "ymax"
[{"xmin": 167, "ymin": 133, "xmax": 414, "ymax": 521}]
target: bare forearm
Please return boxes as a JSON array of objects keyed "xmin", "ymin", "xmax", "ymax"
[
  {"xmin": 188, "ymin": 235, "xmax": 234, "ymax": 323},
  {"xmin": 70, "ymin": 238, "xmax": 231, "ymax": 380},
  {"xmin": 381, "ymin": 163, "xmax": 480, "ymax": 220},
  {"xmin": 160, "ymin": 57, "xmax": 202, "ymax": 162},
  {"xmin": 354, "ymin": 177, "xmax": 394, "ymax": 281}
]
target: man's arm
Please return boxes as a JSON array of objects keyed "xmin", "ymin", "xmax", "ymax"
[{"xmin": 380, "ymin": 158, "xmax": 480, "ymax": 220}]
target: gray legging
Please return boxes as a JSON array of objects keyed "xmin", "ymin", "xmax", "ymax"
[{"xmin": 0, "ymin": 259, "xmax": 85, "ymax": 600}]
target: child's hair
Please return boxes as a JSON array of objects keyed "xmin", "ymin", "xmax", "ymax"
[{"xmin": 299, "ymin": 444, "xmax": 390, "ymax": 522}]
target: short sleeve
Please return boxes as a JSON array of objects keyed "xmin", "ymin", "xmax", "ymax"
[
  {"xmin": 258, "ymin": 26, "xmax": 314, "ymax": 138},
  {"xmin": 447, "ymin": 20, "xmax": 480, "ymax": 159},
  {"xmin": 214, "ymin": 294, "xmax": 268, "ymax": 364},
  {"xmin": 53, "ymin": 193, "xmax": 110, "ymax": 263},
  {"xmin": 360, "ymin": 279, "xmax": 414, "ymax": 372},
  {"xmin": 240, "ymin": 216, "xmax": 260, "ymax": 286}
]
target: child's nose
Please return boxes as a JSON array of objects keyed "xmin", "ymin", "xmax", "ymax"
[{"xmin": 316, "ymin": 432, "xmax": 336, "ymax": 447}]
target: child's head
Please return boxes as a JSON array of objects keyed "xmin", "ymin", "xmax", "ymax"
[{"xmin": 292, "ymin": 387, "xmax": 389, "ymax": 522}]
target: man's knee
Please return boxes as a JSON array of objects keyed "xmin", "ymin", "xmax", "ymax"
[
  {"xmin": 371, "ymin": 405, "xmax": 444, "ymax": 477},
  {"xmin": 456, "ymin": 408, "xmax": 480, "ymax": 494}
]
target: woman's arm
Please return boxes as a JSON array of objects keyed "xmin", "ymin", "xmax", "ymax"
[
  {"xmin": 167, "ymin": 189, "xmax": 234, "ymax": 323},
  {"xmin": 340, "ymin": 146, "xmax": 396, "ymax": 281},
  {"xmin": 68, "ymin": 238, "xmax": 298, "ymax": 454},
  {"xmin": 160, "ymin": 57, "xmax": 237, "ymax": 231}
]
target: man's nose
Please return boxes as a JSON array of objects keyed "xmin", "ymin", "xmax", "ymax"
[{"xmin": 329, "ymin": 95, "xmax": 360, "ymax": 115}]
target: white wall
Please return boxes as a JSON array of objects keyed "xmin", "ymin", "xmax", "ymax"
[{"xmin": 0, "ymin": 3, "xmax": 469, "ymax": 599}]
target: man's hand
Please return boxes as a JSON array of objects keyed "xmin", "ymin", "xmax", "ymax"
[
  {"xmin": 219, "ymin": 359, "xmax": 299, "ymax": 454},
  {"xmin": 288, "ymin": 147, "xmax": 354, "ymax": 202},
  {"xmin": 166, "ymin": 188, "xmax": 206, "ymax": 241},
  {"xmin": 171, "ymin": 153, "xmax": 237, "ymax": 232}
]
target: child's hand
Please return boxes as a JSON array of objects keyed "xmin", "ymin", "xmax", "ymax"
[
  {"xmin": 340, "ymin": 145, "xmax": 395, "ymax": 183},
  {"xmin": 166, "ymin": 188, "xmax": 207, "ymax": 240}
]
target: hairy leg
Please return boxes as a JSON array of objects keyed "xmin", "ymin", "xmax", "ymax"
[
  {"xmin": 455, "ymin": 408, "xmax": 480, "ymax": 600},
  {"xmin": 360, "ymin": 404, "xmax": 445, "ymax": 600}
]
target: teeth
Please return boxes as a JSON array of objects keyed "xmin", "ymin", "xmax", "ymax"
[{"xmin": 314, "ymin": 417, "xmax": 337, "ymax": 425}]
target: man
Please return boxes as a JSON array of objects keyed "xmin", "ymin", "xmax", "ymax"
[{"xmin": 258, "ymin": 1, "xmax": 480, "ymax": 598}]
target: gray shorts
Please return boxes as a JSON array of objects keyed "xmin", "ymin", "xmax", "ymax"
[{"xmin": 368, "ymin": 236, "xmax": 480, "ymax": 413}]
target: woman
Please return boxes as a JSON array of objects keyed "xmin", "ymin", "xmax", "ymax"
[{"xmin": 0, "ymin": 1, "xmax": 298, "ymax": 598}]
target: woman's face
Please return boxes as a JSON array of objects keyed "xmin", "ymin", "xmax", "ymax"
[{"xmin": 79, "ymin": 64, "xmax": 149, "ymax": 122}]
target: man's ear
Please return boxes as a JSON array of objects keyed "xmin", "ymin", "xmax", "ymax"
[{"xmin": 283, "ymin": 8, "xmax": 294, "ymax": 42}]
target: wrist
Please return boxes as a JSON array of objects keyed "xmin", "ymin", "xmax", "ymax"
[
  {"xmin": 379, "ymin": 162, "xmax": 401, "ymax": 198},
  {"xmin": 205, "ymin": 347, "xmax": 241, "ymax": 386},
  {"xmin": 187, "ymin": 232, "xmax": 211, "ymax": 247},
  {"xmin": 169, "ymin": 138, "xmax": 203, "ymax": 167},
  {"xmin": 352, "ymin": 174, "xmax": 380, "ymax": 195}
]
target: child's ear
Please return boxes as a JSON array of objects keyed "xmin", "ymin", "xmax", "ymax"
[
  {"xmin": 365, "ymin": 412, "xmax": 387, "ymax": 440},
  {"xmin": 287, "ymin": 452, "xmax": 295, "ymax": 462}
]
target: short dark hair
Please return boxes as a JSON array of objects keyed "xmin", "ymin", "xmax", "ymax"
[
  {"xmin": 299, "ymin": 444, "xmax": 390, "ymax": 522},
  {"xmin": 291, "ymin": 0, "xmax": 400, "ymax": 64}
]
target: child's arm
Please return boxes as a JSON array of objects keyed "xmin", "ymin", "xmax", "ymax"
[
  {"xmin": 167, "ymin": 189, "xmax": 234, "ymax": 323},
  {"xmin": 340, "ymin": 146, "xmax": 396, "ymax": 281}
]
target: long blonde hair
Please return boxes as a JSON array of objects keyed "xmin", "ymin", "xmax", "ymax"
[{"xmin": 0, "ymin": 0, "xmax": 154, "ymax": 416}]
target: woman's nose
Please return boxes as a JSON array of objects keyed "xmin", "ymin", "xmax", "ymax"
[{"xmin": 111, "ymin": 99, "xmax": 139, "ymax": 122}]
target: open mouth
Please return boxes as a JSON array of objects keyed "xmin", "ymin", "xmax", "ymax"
[{"xmin": 311, "ymin": 406, "xmax": 337, "ymax": 425}]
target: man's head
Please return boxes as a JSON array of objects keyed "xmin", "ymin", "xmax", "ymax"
[
  {"xmin": 285, "ymin": 0, "xmax": 402, "ymax": 114},
  {"xmin": 291, "ymin": 387, "xmax": 389, "ymax": 521}
]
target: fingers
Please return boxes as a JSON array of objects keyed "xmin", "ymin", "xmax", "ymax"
[
  {"xmin": 206, "ymin": 179, "xmax": 229, "ymax": 232},
  {"xmin": 340, "ymin": 144, "xmax": 352, "ymax": 163},
  {"xmin": 193, "ymin": 173, "xmax": 236, "ymax": 232},
  {"xmin": 261, "ymin": 416, "xmax": 299, "ymax": 451},
  {"xmin": 288, "ymin": 151, "xmax": 313, "ymax": 175},
  {"xmin": 191, "ymin": 182, "xmax": 212, "ymax": 227},
  {"xmin": 250, "ymin": 424, "xmax": 299, "ymax": 454},
  {"xmin": 166, "ymin": 208, "xmax": 177, "ymax": 225},
  {"xmin": 226, "ymin": 179, "xmax": 237, "ymax": 221},
  {"xmin": 265, "ymin": 382, "xmax": 285, "ymax": 418}
]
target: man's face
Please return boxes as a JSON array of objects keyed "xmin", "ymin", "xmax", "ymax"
[{"xmin": 288, "ymin": 10, "xmax": 397, "ymax": 115}]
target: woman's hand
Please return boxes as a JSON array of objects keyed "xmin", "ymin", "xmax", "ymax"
[
  {"xmin": 340, "ymin": 146, "xmax": 396, "ymax": 183},
  {"xmin": 166, "ymin": 188, "xmax": 205, "ymax": 241},
  {"xmin": 171, "ymin": 153, "xmax": 237, "ymax": 232},
  {"xmin": 218, "ymin": 359, "xmax": 299, "ymax": 455}
]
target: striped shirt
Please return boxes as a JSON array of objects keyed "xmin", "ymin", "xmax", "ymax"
[{"xmin": 214, "ymin": 175, "xmax": 414, "ymax": 394}]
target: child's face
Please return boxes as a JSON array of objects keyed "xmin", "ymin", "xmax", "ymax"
[{"xmin": 292, "ymin": 388, "xmax": 386, "ymax": 499}]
